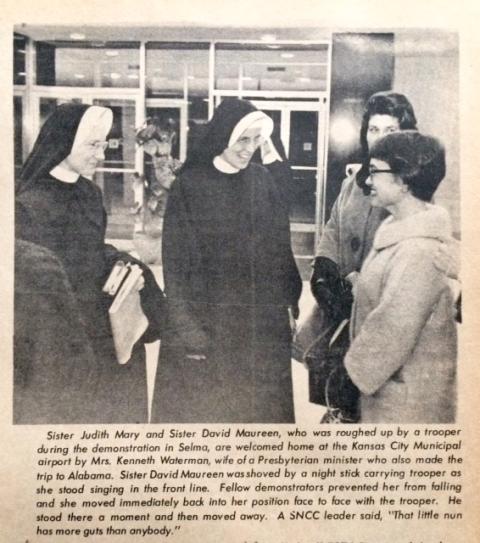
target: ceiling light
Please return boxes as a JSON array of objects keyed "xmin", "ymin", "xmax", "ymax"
[
  {"xmin": 281, "ymin": 53, "xmax": 294, "ymax": 59},
  {"xmin": 110, "ymin": 73, "xmax": 121, "ymax": 80},
  {"xmin": 70, "ymin": 32, "xmax": 85, "ymax": 40},
  {"xmin": 74, "ymin": 73, "xmax": 85, "ymax": 79},
  {"xmin": 17, "ymin": 71, "xmax": 26, "ymax": 76},
  {"xmin": 330, "ymin": 116, "xmax": 357, "ymax": 149},
  {"xmin": 299, "ymin": 77, "xmax": 311, "ymax": 82},
  {"xmin": 267, "ymin": 45, "xmax": 281, "ymax": 49},
  {"xmin": 105, "ymin": 50, "xmax": 119, "ymax": 57},
  {"xmin": 187, "ymin": 75, "xmax": 195, "ymax": 80},
  {"xmin": 261, "ymin": 34, "xmax": 277, "ymax": 42}
]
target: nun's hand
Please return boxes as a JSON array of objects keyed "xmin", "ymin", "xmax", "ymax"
[{"xmin": 261, "ymin": 137, "xmax": 281, "ymax": 165}]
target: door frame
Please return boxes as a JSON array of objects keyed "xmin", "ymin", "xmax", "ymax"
[
  {"xmin": 31, "ymin": 86, "xmax": 143, "ymax": 173},
  {"xmin": 250, "ymin": 98, "xmax": 328, "ymax": 242},
  {"xmin": 145, "ymin": 98, "xmax": 188, "ymax": 162},
  {"xmin": 29, "ymin": 90, "xmax": 191, "ymax": 212}
]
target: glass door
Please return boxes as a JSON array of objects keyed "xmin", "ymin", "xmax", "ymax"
[
  {"xmin": 31, "ymin": 91, "xmax": 141, "ymax": 243},
  {"xmin": 145, "ymin": 99, "xmax": 188, "ymax": 162},
  {"xmin": 92, "ymin": 98, "xmax": 137, "ymax": 214},
  {"xmin": 32, "ymin": 92, "xmax": 87, "ymax": 140},
  {"xmin": 139, "ymin": 100, "xmax": 188, "ymax": 223},
  {"xmin": 251, "ymin": 100, "xmax": 326, "ymax": 229}
]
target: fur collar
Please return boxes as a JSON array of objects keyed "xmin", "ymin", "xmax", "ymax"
[{"xmin": 374, "ymin": 204, "xmax": 452, "ymax": 250}]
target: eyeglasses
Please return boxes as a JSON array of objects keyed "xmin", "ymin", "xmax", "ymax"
[
  {"xmin": 368, "ymin": 168, "xmax": 394, "ymax": 177},
  {"xmin": 87, "ymin": 140, "xmax": 109, "ymax": 151},
  {"xmin": 234, "ymin": 135, "xmax": 265, "ymax": 149}
]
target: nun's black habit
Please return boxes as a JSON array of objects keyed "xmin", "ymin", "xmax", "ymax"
[
  {"xmin": 254, "ymin": 131, "xmax": 295, "ymax": 214},
  {"xmin": 152, "ymin": 98, "xmax": 302, "ymax": 423},
  {"xmin": 15, "ymin": 103, "xmax": 165, "ymax": 424}
]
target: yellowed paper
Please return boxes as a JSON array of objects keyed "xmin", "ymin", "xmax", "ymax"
[{"xmin": 1, "ymin": 1, "xmax": 480, "ymax": 542}]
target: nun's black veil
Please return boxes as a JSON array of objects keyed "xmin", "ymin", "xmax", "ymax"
[
  {"xmin": 180, "ymin": 98, "xmax": 258, "ymax": 171},
  {"xmin": 17, "ymin": 103, "xmax": 91, "ymax": 194}
]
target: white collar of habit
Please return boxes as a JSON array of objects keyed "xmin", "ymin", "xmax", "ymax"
[
  {"xmin": 213, "ymin": 155, "xmax": 240, "ymax": 174},
  {"xmin": 49, "ymin": 164, "xmax": 80, "ymax": 183}
]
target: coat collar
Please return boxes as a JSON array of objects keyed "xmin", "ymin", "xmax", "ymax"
[{"xmin": 374, "ymin": 204, "xmax": 451, "ymax": 250}]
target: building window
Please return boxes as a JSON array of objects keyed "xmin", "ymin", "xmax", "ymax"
[
  {"xmin": 146, "ymin": 42, "xmax": 210, "ymax": 122},
  {"xmin": 35, "ymin": 41, "xmax": 140, "ymax": 88},
  {"xmin": 14, "ymin": 33, "xmax": 27, "ymax": 85},
  {"xmin": 214, "ymin": 43, "xmax": 329, "ymax": 93}
]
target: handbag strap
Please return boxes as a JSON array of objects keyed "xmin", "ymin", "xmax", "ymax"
[
  {"xmin": 328, "ymin": 318, "xmax": 349, "ymax": 348},
  {"xmin": 324, "ymin": 318, "xmax": 350, "ymax": 412},
  {"xmin": 303, "ymin": 321, "xmax": 337, "ymax": 361}
]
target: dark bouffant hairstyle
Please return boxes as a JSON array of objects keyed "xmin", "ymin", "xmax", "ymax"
[
  {"xmin": 357, "ymin": 91, "xmax": 418, "ymax": 191},
  {"xmin": 369, "ymin": 130, "xmax": 446, "ymax": 202}
]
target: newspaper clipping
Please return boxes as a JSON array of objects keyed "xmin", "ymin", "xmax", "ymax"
[{"xmin": 1, "ymin": 1, "xmax": 479, "ymax": 542}]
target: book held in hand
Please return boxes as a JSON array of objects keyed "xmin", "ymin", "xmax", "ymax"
[{"xmin": 103, "ymin": 261, "xmax": 148, "ymax": 365}]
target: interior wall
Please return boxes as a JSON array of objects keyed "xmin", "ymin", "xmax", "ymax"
[
  {"xmin": 325, "ymin": 33, "xmax": 395, "ymax": 219},
  {"xmin": 393, "ymin": 31, "xmax": 460, "ymax": 236}
]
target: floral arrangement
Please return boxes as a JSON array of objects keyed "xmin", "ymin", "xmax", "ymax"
[{"xmin": 132, "ymin": 117, "xmax": 182, "ymax": 235}]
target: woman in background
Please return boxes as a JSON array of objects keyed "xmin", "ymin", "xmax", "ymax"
[
  {"xmin": 15, "ymin": 103, "xmax": 164, "ymax": 423},
  {"xmin": 300, "ymin": 92, "xmax": 418, "ymax": 422},
  {"xmin": 311, "ymin": 91, "xmax": 418, "ymax": 320},
  {"xmin": 14, "ymin": 239, "xmax": 97, "ymax": 424},
  {"xmin": 345, "ymin": 131, "xmax": 457, "ymax": 423},
  {"xmin": 152, "ymin": 98, "xmax": 302, "ymax": 423}
]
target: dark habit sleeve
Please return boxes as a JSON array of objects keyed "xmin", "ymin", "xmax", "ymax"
[
  {"xmin": 161, "ymin": 177, "xmax": 209, "ymax": 354},
  {"xmin": 266, "ymin": 170, "xmax": 303, "ymax": 313}
]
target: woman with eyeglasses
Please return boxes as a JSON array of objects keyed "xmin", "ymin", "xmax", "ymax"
[
  {"xmin": 311, "ymin": 91, "xmax": 418, "ymax": 322},
  {"xmin": 344, "ymin": 131, "xmax": 457, "ymax": 423},
  {"xmin": 301, "ymin": 92, "xmax": 419, "ymax": 422},
  {"xmin": 15, "ymin": 103, "xmax": 165, "ymax": 423},
  {"xmin": 152, "ymin": 98, "xmax": 302, "ymax": 423}
]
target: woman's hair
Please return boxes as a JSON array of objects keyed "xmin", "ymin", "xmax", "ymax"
[
  {"xmin": 359, "ymin": 91, "xmax": 418, "ymax": 155},
  {"xmin": 357, "ymin": 91, "xmax": 418, "ymax": 191},
  {"xmin": 369, "ymin": 130, "xmax": 446, "ymax": 202}
]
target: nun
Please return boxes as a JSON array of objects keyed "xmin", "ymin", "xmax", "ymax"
[
  {"xmin": 15, "ymin": 103, "xmax": 165, "ymax": 424},
  {"xmin": 151, "ymin": 98, "xmax": 302, "ymax": 423}
]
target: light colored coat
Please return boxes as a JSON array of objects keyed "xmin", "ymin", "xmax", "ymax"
[
  {"xmin": 316, "ymin": 171, "xmax": 388, "ymax": 276},
  {"xmin": 344, "ymin": 205, "xmax": 457, "ymax": 423}
]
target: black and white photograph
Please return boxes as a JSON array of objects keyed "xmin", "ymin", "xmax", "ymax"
[
  {"xmin": 11, "ymin": 25, "xmax": 460, "ymax": 425},
  {"xmin": 2, "ymin": 2, "xmax": 480, "ymax": 542}
]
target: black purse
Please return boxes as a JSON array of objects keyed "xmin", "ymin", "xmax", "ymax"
[{"xmin": 304, "ymin": 318, "xmax": 359, "ymax": 423}]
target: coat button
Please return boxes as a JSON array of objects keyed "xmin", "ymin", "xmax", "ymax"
[{"xmin": 350, "ymin": 237, "xmax": 361, "ymax": 252}]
